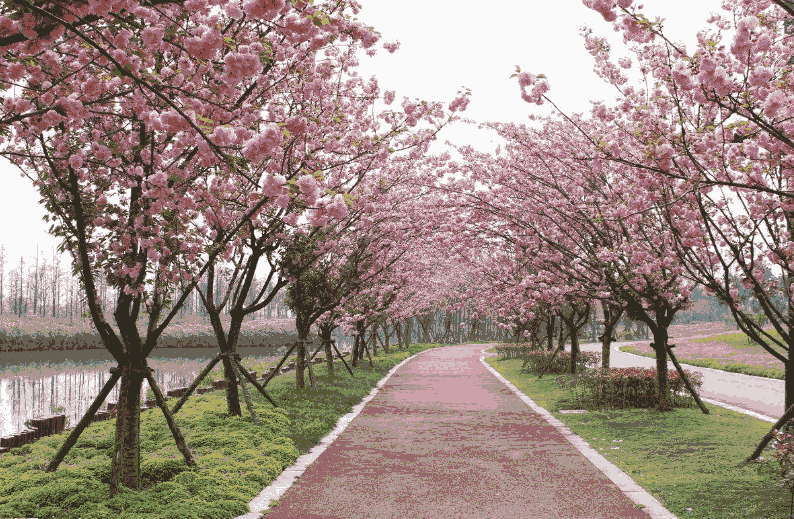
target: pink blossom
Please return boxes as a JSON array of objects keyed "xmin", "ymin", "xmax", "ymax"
[
  {"xmin": 326, "ymin": 195, "xmax": 348, "ymax": 218},
  {"xmin": 141, "ymin": 25, "xmax": 165, "ymax": 50},
  {"xmin": 383, "ymin": 41, "xmax": 400, "ymax": 54},
  {"xmin": 383, "ymin": 90, "xmax": 395, "ymax": 105},
  {"xmin": 244, "ymin": 0, "xmax": 285, "ymax": 20},
  {"xmin": 285, "ymin": 116, "xmax": 308, "ymax": 135},
  {"xmin": 224, "ymin": 51, "xmax": 260, "ymax": 81},
  {"xmin": 308, "ymin": 210, "xmax": 329, "ymax": 227},
  {"xmin": 242, "ymin": 125, "xmax": 283, "ymax": 163},
  {"xmin": 764, "ymin": 90, "xmax": 787, "ymax": 118},
  {"xmin": 276, "ymin": 194, "xmax": 291, "ymax": 209},
  {"xmin": 69, "ymin": 154, "xmax": 83, "ymax": 170},
  {"xmin": 225, "ymin": 2, "xmax": 244, "ymax": 18},
  {"xmin": 82, "ymin": 76, "xmax": 103, "ymax": 98},
  {"xmin": 296, "ymin": 174, "xmax": 320, "ymax": 206},
  {"xmin": 749, "ymin": 67, "xmax": 773, "ymax": 87},
  {"xmin": 262, "ymin": 174, "xmax": 287, "ymax": 197},
  {"xmin": 209, "ymin": 125, "xmax": 236, "ymax": 147},
  {"xmin": 448, "ymin": 94, "xmax": 470, "ymax": 113},
  {"xmin": 94, "ymin": 145, "xmax": 113, "ymax": 162}
]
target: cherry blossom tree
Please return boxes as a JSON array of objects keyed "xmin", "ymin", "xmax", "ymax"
[
  {"xmin": 539, "ymin": 0, "xmax": 794, "ymax": 412},
  {"xmin": 0, "ymin": 0, "xmax": 407, "ymax": 496}
]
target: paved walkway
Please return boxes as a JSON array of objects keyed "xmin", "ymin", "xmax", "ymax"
[
  {"xmin": 580, "ymin": 341, "xmax": 783, "ymax": 420},
  {"xmin": 245, "ymin": 345, "xmax": 660, "ymax": 519}
]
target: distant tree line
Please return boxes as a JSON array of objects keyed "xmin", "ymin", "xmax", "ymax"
[{"xmin": 0, "ymin": 245, "xmax": 294, "ymax": 323}]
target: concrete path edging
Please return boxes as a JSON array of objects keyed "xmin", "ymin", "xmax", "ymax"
[
  {"xmin": 237, "ymin": 348, "xmax": 436, "ymax": 519},
  {"xmin": 616, "ymin": 345, "xmax": 779, "ymax": 423},
  {"xmin": 479, "ymin": 348, "xmax": 679, "ymax": 519}
]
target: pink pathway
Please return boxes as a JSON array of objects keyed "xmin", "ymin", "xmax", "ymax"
[{"xmin": 263, "ymin": 344, "xmax": 650, "ymax": 519}]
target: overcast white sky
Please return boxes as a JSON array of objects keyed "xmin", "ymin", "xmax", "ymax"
[{"xmin": 0, "ymin": 0, "xmax": 721, "ymax": 274}]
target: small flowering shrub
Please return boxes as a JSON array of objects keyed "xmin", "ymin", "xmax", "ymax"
[
  {"xmin": 520, "ymin": 349, "xmax": 601, "ymax": 374},
  {"xmin": 557, "ymin": 367, "xmax": 704, "ymax": 409},
  {"xmin": 495, "ymin": 342, "xmax": 544, "ymax": 359},
  {"xmin": 771, "ymin": 427, "xmax": 794, "ymax": 495}
]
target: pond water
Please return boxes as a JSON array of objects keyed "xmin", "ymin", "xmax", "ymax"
[{"xmin": 0, "ymin": 339, "xmax": 353, "ymax": 438}]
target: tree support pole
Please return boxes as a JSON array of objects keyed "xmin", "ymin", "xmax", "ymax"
[
  {"xmin": 307, "ymin": 341, "xmax": 325, "ymax": 362},
  {"xmin": 171, "ymin": 353, "xmax": 222, "ymax": 415},
  {"xmin": 665, "ymin": 344, "xmax": 708, "ymax": 414},
  {"xmin": 46, "ymin": 367, "xmax": 122, "ymax": 472},
  {"xmin": 235, "ymin": 359, "xmax": 278, "ymax": 408},
  {"xmin": 230, "ymin": 355, "xmax": 258, "ymax": 425},
  {"xmin": 747, "ymin": 403, "xmax": 794, "ymax": 462},
  {"xmin": 262, "ymin": 342, "xmax": 297, "ymax": 388},
  {"xmin": 144, "ymin": 369, "xmax": 196, "ymax": 466},
  {"xmin": 331, "ymin": 341, "xmax": 354, "ymax": 377}
]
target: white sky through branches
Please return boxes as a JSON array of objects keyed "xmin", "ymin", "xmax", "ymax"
[{"xmin": 0, "ymin": 0, "xmax": 719, "ymax": 272}]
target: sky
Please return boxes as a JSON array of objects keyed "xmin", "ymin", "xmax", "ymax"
[{"xmin": 0, "ymin": 0, "xmax": 722, "ymax": 275}]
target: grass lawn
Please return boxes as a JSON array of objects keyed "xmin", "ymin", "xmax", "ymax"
[
  {"xmin": 0, "ymin": 343, "xmax": 444, "ymax": 519},
  {"xmin": 621, "ymin": 330, "xmax": 786, "ymax": 380},
  {"xmin": 486, "ymin": 355, "xmax": 794, "ymax": 519}
]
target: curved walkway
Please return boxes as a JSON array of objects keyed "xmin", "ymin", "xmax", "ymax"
[
  {"xmin": 240, "ymin": 345, "xmax": 673, "ymax": 519},
  {"xmin": 579, "ymin": 341, "xmax": 783, "ymax": 421}
]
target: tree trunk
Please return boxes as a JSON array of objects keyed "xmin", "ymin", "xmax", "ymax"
[
  {"xmin": 110, "ymin": 363, "xmax": 145, "ymax": 496},
  {"xmin": 207, "ymin": 309, "xmax": 241, "ymax": 416},
  {"xmin": 296, "ymin": 339, "xmax": 306, "ymax": 388},
  {"xmin": 651, "ymin": 327, "xmax": 674, "ymax": 412},
  {"xmin": 570, "ymin": 330, "xmax": 580, "ymax": 374},
  {"xmin": 600, "ymin": 301, "xmax": 623, "ymax": 372},
  {"xmin": 784, "ymin": 342, "xmax": 794, "ymax": 409},
  {"xmin": 395, "ymin": 321, "xmax": 403, "ymax": 351},
  {"xmin": 320, "ymin": 324, "xmax": 335, "ymax": 376},
  {"xmin": 546, "ymin": 315, "xmax": 555, "ymax": 351}
]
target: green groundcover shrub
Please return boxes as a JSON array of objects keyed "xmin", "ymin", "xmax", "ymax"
[
  {"xmin": 520, "ymin": 349, "xmax": 601, "ymax": 374},
  {"xmin": 0, "ymin": 393, "xmax": 298, "ymax": 519},
  {"xmin": 556, "ymin": 366, "xmax": 705, "ymax": 409}
]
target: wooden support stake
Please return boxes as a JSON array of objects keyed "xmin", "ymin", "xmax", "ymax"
[
  {"xmin": 747, "ymin": 403, "xmax": 794, "ymax": 462},
  {"xmin": 171, "ymin": 353, "xmax": 222, "ymax": 415},
  {"xmin": 230, "ymin": 356, "xmax": 258, "ymax": 425},
  {"xmin": 665, "ymin": 344, "xmax": 709, "ymax": 414},
  {"xmin": 537, "ymin": 344, "xmax": 565, "ymax": 380},
  {"xmin": 262, "ymin": 342, "xmax": 298, "ymax": 388},
  {"xmin": 332, "ymin": 341, "xmax": 354, "ymax": 377},
  {"xmin": 46, "ymin": 367, "xmax": 122, "ymax": 473},
  {"xmin": 235, "ymin": 359, "xmax": 278, "ymax": 408},
  {"xmin": 145, "ymin": 370, "xmax": 196, "ymax": 466}
]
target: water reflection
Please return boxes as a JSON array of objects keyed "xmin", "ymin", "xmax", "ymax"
[{"xmin": 0, "ymin": 340, "xmax": 351, "ymax": 438}]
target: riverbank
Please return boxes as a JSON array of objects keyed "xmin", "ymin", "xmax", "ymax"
[
  {"xmin": 0, "ymin": 314, "xmax": 306, "ymax": 353},
  {"xmin": 0, "ymin": 343, "xmax": 446, "ymax": 518}
]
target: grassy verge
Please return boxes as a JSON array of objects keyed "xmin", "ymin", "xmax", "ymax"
[
  {"xmin": 485, "ymin": 355, "xmax": 792, "ymax": 519},
  {"xmin": 619, "ymin": 343, "xmax": 785, "ymax": 380},
  {"xmin": 0, "ymin": 343, "xmax": 445, "ymax": 519}
]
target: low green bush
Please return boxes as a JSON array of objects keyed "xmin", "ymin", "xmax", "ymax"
[
  {"xmin": 556, "ymin": 366, "xmax": 704, "ymax": 409},
  {"xmin": 494, "ymin": 342, "xmax": 544, "ymax": 359},
  {"xmin": 520, "ymin": 349, "xmax": 601, "ymax": 374}
]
